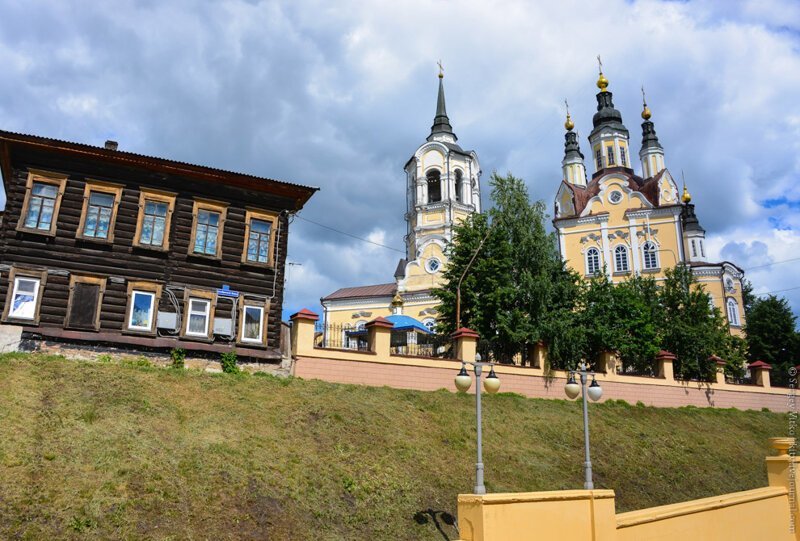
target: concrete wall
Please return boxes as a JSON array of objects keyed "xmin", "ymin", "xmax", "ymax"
[{"xmin": 455, "ymin": 444, "xmax": 800, "ymax": 541}]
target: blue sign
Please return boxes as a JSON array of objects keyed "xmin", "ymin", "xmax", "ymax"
[{"xmin": 217, "ymin": 284, "xmax": 240, "ymax": 298}]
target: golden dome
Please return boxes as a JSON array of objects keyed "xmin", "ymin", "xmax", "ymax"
[
  {"xmin": 642, "ymin": 105, "xmax": 651, "ymax": 120},
  {"xmin": 681, "ymin": 185, "xmax": 692, "ymax": 203},
  {"xmin": 597, "ymin": 72, "xmax": 609, "ymax": 92},
  {"xmin": 565, "ymin": 113, "xmax": 574, "ymax": 131}
]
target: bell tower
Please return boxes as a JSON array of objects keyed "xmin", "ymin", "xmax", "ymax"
[
  {"xmin": 399, "ymin": 66, "xmax": 481, "ymax": 291},
  {"xmin": 587, "ymin": 58, "xmax": 632, "ymax": 173}
]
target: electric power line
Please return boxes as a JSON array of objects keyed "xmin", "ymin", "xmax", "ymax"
[{"xmin": 295, "ymin": 214, "xmax": 404, "ymax": 254}]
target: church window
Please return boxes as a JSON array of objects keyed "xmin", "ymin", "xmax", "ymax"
[
  {"xmin": 595, "ymin": 148, "xmax": 602, "ymax": 170},
  {"xmin": 642, "ymin": 241, "xmax": 659, "ymax": 270},
  {"xmin": 427, "ymin": 170, "xmax": 442, "ymax": 203},
  {"xmin": 607, "ymin": 146, "xmax": 615, "ymax": 166},
  {"xmin": 608, "ymin": 190, "xmax": 623, "ymax": 204},
  {"xmin": 614, "ymin": 245, "xmax": 629, "ymax": 273},
  {"xmin": 620, "ymin": 147, "xmax": 627, "ymax": 167},
  {"xmin": 726, "ymin": 298, "xmax": 740, "ymax": 326},
  {"xmin": 425, "ymin": 257, "xmax": 441, "ymax": 274},
  {"xmin": 700, "ymin": 240, "xmax": 705, "ymax": 258},
  {"xmin": 691, "ymin": 239, "xmax": 697, "ymax": 258},
  {"xmin": 422, "ymin": 318, "xmax": 436, "ymax": 333},
  {"xmin": 455, "ymin": 170, "xmax": 463, "ymax": 203},
  {"xmin": 586, "ymin": 248, "xmax": 600, "ymax": 276}
]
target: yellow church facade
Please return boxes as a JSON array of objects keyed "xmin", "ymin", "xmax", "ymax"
[
  {"xmin": 321, "ymin": 72, "xmax": 481, "ymax": 330},
  {"xmin": 553, "ymin": 68, "xmax": 746, "ymax": 335}
]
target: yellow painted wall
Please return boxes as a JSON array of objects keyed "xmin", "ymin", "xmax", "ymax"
[{"xmin": 455, "ymin": 446, "xmax": 799, "ymax": 541}]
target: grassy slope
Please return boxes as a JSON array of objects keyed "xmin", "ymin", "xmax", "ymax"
[{"xmin": 0, "ymin": 354, "xmax": 787, "ymax": 540}]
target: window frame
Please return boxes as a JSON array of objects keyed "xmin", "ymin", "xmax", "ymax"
[
  {"xmin": 238, "ymin": 297, "xmax": 269, "ymax": 346},
  {"xmin": 726, "ymin": 297, "xmax": 741, "ymax": 327},
  {"xmin": 181, "ymin": 289, "xmax": 216, "ymax": 341},
  {"xmin": 426, "ymin": 170, "xmax": 442, "ymax": 203},
  {"xmin": 16, "ymin": 169, "xmax": 68, "ymax": 237},
  {"xmin": 585, "ymin": 247, "xmax": 601, "ymax": 276},
  {"xmin": 241, "ymin": 209, "xmax": 278, "ymax": 267},
  {"xmin": 613, "ymin": 245, "xmax": 630, "ymax": 274},
  {"xmin": 133, "ymin": 188, "xmax": 177, "ymax": 251},
  {"xmin": 188, "ymin": 199, "xmax": 228, "ymax": 260},
  {"xmin": 64, "ymin": 274, "xmax": 107, "ymax": 331},
  {"xmin": 124, "ymin": 281, "xmax": 163, "ymax": 335},
  {"xmin": 606, "ymin": 146, "xmax": 616, "ymax": 166},
  {"xmin": 620, "ymin": 146, "xmax": 627, "ymax": 167},
  {"xmin": 2, "ymin": 267, "xmax": 47, "ymax": 324},
  {"xmin": 76, "ymin": 180, "xmax": 124, "ymax": 243},
  {"xmin": 641, "ymin": 241, "xmax": 659, "ymax": 271}
]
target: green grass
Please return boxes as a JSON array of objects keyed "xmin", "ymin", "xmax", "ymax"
[{"xmin": 0, "ymin": 354, "xmax": 788, "ymax": 540}]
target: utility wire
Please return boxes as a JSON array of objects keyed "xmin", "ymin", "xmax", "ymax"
[
  {"xmin": 295, "ymin": 214, "xmax": 404, "ymax": 253},
  {"xmin": 744, "ymin": 256, "xmax": 800, "ymax": 272}
]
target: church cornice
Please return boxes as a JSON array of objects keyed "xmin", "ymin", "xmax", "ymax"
[
  {"xmin": 554, "ymin": 212, "xmax": 609, "ymax": 229},
  {"xmin": 625, "ymin": 206, "xmax": 682, "ymax": 220}
]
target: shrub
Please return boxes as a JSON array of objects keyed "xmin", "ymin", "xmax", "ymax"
[
  {"xmin": 170, "ymin": 348, "xmax": 186, "ymax": 370},
  {"xmin": 97, "ymin": 353, "xmax": 113, "ymax": 363},
  {"xmin": 221, "ymin": 351, "xmax": 239, "ymax": 374}
]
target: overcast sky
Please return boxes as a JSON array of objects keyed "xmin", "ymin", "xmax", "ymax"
[{"xmin": 1, "ymin": 0, "xmax": 798, "ymax": 322}]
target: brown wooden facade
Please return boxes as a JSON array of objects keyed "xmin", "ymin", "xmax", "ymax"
[{"xmin": 0, "ymin": 131, "xmax": 317, "ymax": 359}]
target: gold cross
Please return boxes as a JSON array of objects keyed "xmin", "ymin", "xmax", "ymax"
[
  {"xmin": 597, "ymin": 55, "xmax": 603, "ymax": 74},
  {"xmin": 641, "ymin": 85, "xmax": 647, "ymax": 106},
  {"xmin": 564, "ymin": 99, "xmax": 570, "ymax": 115},
  {"xmin": 437, "ymin": 60, "xmax": 444, "ymax": 78}
]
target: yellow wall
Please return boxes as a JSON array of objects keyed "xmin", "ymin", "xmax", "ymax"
[{"xmin": 455, "ymin": 443, "xmax": 799, "ymax": 541}]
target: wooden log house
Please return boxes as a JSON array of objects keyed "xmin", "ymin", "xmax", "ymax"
[{"xmin": 0, "ymin": 131, "xmax": 317, "ymax": 360}]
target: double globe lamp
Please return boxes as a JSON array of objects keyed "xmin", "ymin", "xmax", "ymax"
[
  {"xmin": 454, "ymin": 355, "xmax": 500, "ymax": 495},
  {"xmin": 564, "ymin": 362, "xmax": 603, "ymax": 490}
]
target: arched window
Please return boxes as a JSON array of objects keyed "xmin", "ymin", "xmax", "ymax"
[
  {"xmin": 726, "ymin": 298, "xmax": 740, "ymax": 326},
  {"xmin": 691, "ymin": 239, "xmax": 697, "ymax": 258},
  {"xmin": 422, "ymin": 318, "xmax": 436, "ymax": 333},
  {"xmin": 427, "ymin": 170, "xmax": 441, "ymax": 203},
  {"xmin": 642, "ymin": 241, "xmax": 658, "ymax": 270},
  {"xmin": 355, "ymin": 320, "xmax": 366, "ymax": 331},
  {"xmin": 614, "ymin": 245, "xmax": 629, "ymax": 273},
  {"xmin": 455, "ymin": 170, "xmax": 463, "ymax": 203},
  {"xmin": 586, "ymin": 247, "xmax": 600, "ymax": 276}
]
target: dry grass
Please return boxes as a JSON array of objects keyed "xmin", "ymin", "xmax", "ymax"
[{"xmin": 0, "ymin": 353, "xmax": 788, "ymax": 540}]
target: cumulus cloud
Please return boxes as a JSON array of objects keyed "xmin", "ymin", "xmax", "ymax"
[{"xmin": 0, "ymin": 0, "xmax": 797, "ymax": 320}]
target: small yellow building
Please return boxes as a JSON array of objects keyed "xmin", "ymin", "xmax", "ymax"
[
  {"xmin": 553, "ymin": 68, "xmax": 746, "ymax": 334},
  {"xmin": 321, "ymin": 71, "xmax": 482, "ymax": 329}
]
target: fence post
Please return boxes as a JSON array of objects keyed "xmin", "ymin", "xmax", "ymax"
[
  {"xmin": 748, "ymin": 361, "xmax": 772, "ymax": 388},
  {"xmin": 598, "ymin": 350, "xmax": 619, "ymax": 376},
  {"xmin": 366, "ymin": 317, "xmax": 393, "ymax": 356},
  {"xmin": 710, "ymin": 355, "xmax": 727, "ymax": 385},
  {"xmin": 765, "ymin": 436, "xmax": 800, "ymax": 536},
  {"xmin": 452, "ymin": 327, "xmax": 479, "ymax": 362},
  {"xmin": 289, "ymin": 309, "xmax": 319, "ymax": 357},
  {"xmin": 656, "ymin": 350, "xmax": 676, "ymax": 380}
]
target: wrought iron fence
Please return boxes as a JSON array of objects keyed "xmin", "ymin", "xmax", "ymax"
[
  {"xmin": 314, "ymin": 322, "xmax": 369, "ymax": 351},
  {"xmin": 390, "ymin": 332, "xmax": 454, "ymax": 358}
]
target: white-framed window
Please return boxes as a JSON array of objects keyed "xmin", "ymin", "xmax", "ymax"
[
  {"xmin": 425, "ymin": 257, "xmax": 441, "ymax": 274},
  {"xmin": 620, "ymin": 147, "xmax": 627, "ymax": 167},
  {"xmin": 595, "ymin": 148, "xmax": 602, "ymax": 170},
  {"xmin": 642, "ymin": 241, "xmax": 659, "ymax": 270},
  {"xmin": 355, "ymin": 320, "xmax": 367, "ymax": 331},
  {"xmin": 455, "ymin": 170, "xmax": 463, "ymax": 202},
  {"xmin": 241, "ymin": 305, "xmax": 264, "ymax": 343},
  {"xmin": 586, "ymin": 247, "xmax": 601, "ymax": 275},
  {"xmin": 607, "ymin": 146, "xmax": 615, "ymax": 166},
  {"xmin": 700, "ymin": 240, "xmax": 705, "ymax": 258},
  {"xmin": 422, "ymin": 318, "xmax": 436, "ymax": 333},
  {"xmin": 186, "ymin": 298, "xmax": 211, "ymax": 336},
  {"xmin": 614, "ymin": 245, "xmax": 629, "ymax": 273},
  {"xmin": 691, "ymin": 239, "xmax": 697, "ymax": 257},
  {"xmin": 726, "ymin": 298, "xmax": 740, "ymax": 326},
  {"xmin": 128, "ymin": 290, "xmax": 156, "ymax": 331},
  {"xmin": 10, "ymin": 277, "xmax": 40, "ymax": 320},
  {"xmin": 608, "ymin": 190, "xmax": 623, "ymax": 204}
]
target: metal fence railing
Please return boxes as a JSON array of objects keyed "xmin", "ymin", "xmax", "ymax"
[
  {"xmin": 390, "ymin": 333, "xmax": 453, "ymax": 358},
  {"xmin": 314, "ymin": 322, "xmax": 369, "ymax": 351}
]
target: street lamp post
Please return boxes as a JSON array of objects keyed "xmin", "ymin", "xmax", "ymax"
[
  {"xmin": 564, "ymin": 361, "xmax": 603, "ymax": 490},
  {"xmin": 455, "ymin": 354, "xmax": 500, "ymax": 495}
]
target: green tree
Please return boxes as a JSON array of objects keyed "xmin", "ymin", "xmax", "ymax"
[
  {"xmin": 746, "ymin": 295, "xmax": 799, "ymax": 386},
  {"xmin": 434, "ymin": 172, "xmax": 581, "ymax": 365},
  {"xmin": 658, "ymin": 265, "xmax": 741, "ymax": 380}
]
